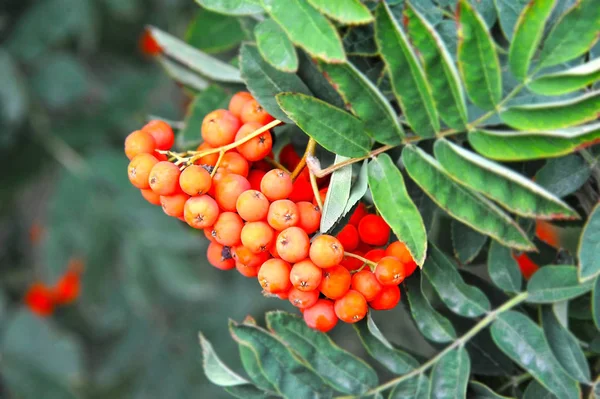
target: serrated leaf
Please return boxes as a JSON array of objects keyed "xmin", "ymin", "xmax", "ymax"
[
  {"xmin": 429, "ymin": 347, "xmax": 470, "ymax": 399},
  {"xmin": 266, "ymin": 312, "xmax": 378, "ymax": 395},
  {"xmin": 368, "ymin": 153, "xmax": 427, "ymax": 265},
  {"xmin": 149, "ymin": 26, "xmax": 243, "ymax": 83},
  {"xmin": 374, "ymin": 2, "xmax": 439, "ymax": 137},
  {"xmin": 488, "ymin": 241, "xmax": 522, "ymax": 293},
  {"xmin": 261, "ymin": 0, "xmax": 345, "ymax": 63},
  {"xmin": 186, "ymin": 8, "xmax": 245, "ymax": 53},
  {"xmin": 321, "ymin": 155, "xmax": 352, "ymax": 232},
  {"xmin": 306, "ymin": 0, "xmax": 373, "ymax": 25},
  {"xmin": 342, "ymin": 160, "xmax": 369, "ymax": 217},
  {"xmin": 178, "ymin": 85, "xmax": 229, "ymax": 147},
  {"xmin": 319, "ymin": 61, "xmax": 404, "ymax": 145},
  {"xmin": 239, "ymin": 44, "xmax": 311, "ymax": 123},
  {"xmin": 451, "ymin": 220, "xmax": 488, "ymax": 264},
  {"xmin": 527, "ymin": 265, "xmax": 594, "ymax": 303},
  {"xmin": 434, "ymin": 139, "xmax": 578, "ymax": 220},
  {"xmin": 405, "ymin": 275, "xmax": 457, "ymax": 343},
  {"xmin": 522, "ymin": 380, "xmax": 559, "ymax": 399},
  {"xmin": 593, "ymin": 277, "xmax": 600, "ymax": 330},
  {"xmin": 495, "ymin": 0, "xmax": 530, "ymax": 40},
  {"xmin": 238, "ymin": 344, "xmax": 278, "ymax": 392},
  {"xmin": 541, "ymin": 306, "xmax": 591, "ymax": 383},
  {"xmin": 402, "ymin": 145, "xmax": 534, "ymax": 251},
  {"xmin": 491, "ymin": 311, "xmax": 580, "ymax": 399},
  {"xmin": 199, "ymin": 333, "xmax": 248, "ymax": 386},
  {"xmin": 538, "ymin": 0, "xmax": 600, "ymax": 68},
  {"xmin": 509, "ymin": 0, "xmax": 556, "ymax": 81},
  {"xmin": 500, "ymin": 91, "xmax": 600, "ymax": 130},
  {"xmin": 529, "ymin": 58, "xmax": 600, "ymax": 95},
  {"xmin": 389, "ymin": 373, "xmax": 430, "ymax": 399},
  {"xmin": 276, "ymin": 93, "xmax": 371, "ymax": 157},
  {"xmin": 578, "ymin": 204, "xmax": 600, "ymax": 282},
  {"xmin": 296, "ymin": 51, "xmax": 345, "ymax": 108},
  {"xmin": 468, "ymin": 381, "xmax": 513, "ymax": 398},
  {"xmin": 353, "ymin": 315, "xmax": 419, "ymax": 374},
  {"xmin": 195, "ymin": 0, "xmax": 263, "ymax": 15},
  {"xmin": 535, "ymin": 154, "xmax": 592, "ymax": 197},
  {"xmin": 457, "ymin": 0, "xmax": 502, "ymax": 110},
  {"xmin": 468, "ymin": 122, "xmax": 600, "ymax": 161},
  {"xmin": 158, "ymin": 57, "xmax": 209, "ymax": 92},
  {"xmin": 254, "ymin": 19, "xmax": 298, "ymax": 72},
  {"xmin": 405, "ymin": 3, "xmax": 468, "ymax": 130}
]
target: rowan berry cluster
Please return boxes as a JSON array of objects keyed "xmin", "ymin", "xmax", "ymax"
[{"xmin": 125, "ymin": 92, "xmax": 418, "ymax": 332}]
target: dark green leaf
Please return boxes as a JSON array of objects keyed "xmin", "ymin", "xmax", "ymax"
[
  {"xmin": 199, "ymin": 333, "xmax": 249, "ymax": 386},
  {"xmin": 306, "ymin": 0, "xmax": 373, "ymax": 25},
  {"xmin": 158, "ymin": 57, "xmax": 209, "ymax": 92},
  {"xmin": 374, "ymin": 2, "xmax": 440, "ymax": 137},
  {"xmin": 296, "ymin": 50, "xmax": 345, "ymax": 108},
  {"xmin": 368, "ymin": 153, "xmax": 427, "ymax": 265},
  {"xmin": 321, "ymin": 155, "xmax": 352, "ymax": 232},
  {"xmin": 495, "ymin": 0, "xmax": 529, "ymax": 40},
  {"xmin": 529, "ymin": 58, "xmax": 600, "ymax": 95},
  {"xmin": 390, "ymin": 0, "xmax": 443, "ymax": 27},
  {"xmin": 0, "ymin": 51, "xmax": 27, "ymax": 130},
  {"xmin": 402, "ymin": 145, "xmax": 534, "ymax": 251},
  {"xmin": 487, "ymin": 241, "xmax": 522, "ymax": 293},
  {"xmin": 491, "ymin": 311, "xmax": 580, "ymax": 399},
  {"xmin": 578, "ymin": 204, "xmax": 600, "ymax": 282},
  {"xmin": 523, "ymin": 380, "xmax": 559, "ymax": 399},
  {"xmin": 535, "ymin": 155, "xmax": 592, "ymax": 197},
  {"xmin": 457, "ymin": 0, "xmax": 502, "ymax": 110},
  {"xmin": 451, "ymin": 220, "xmax": 488, "ymax": 264},
  {"xmin": 527, "ymin": 265, "xmax": 594, "ymax": 303},
  {"xmin": 468, "ymin": 381, "xmax": 513, "ymax": 398},
  {"xmin": 343, "ymin": 25, "xmax": 378, "ymax": 56},
  {"xmin": 225, "ymin": 384, "xmax": 272, "ymax": 399},
  {"xmin": 254, "ymin": 19, "xmax": 298, "ymax": 72},
  {"xmin": 430, "ymin": 347, "xmax": 470, "ymax": 399},
  {"xmin": 238, "ymin": 344, "xmax": 277, "ymax": 392},
  {"xmin": 178, "ymin": 85, "xmax": 229, "ymax": 148},
  {"xmin": 389, "ymin": 373, "xmax": 430, "ymax": 399},
  {"xmin": 195, "ymin": 0, "xmax": 263, "ymax": 15},
  {"xmin": 276, "ymin": 93, "xmax": 371, "ymax": 157},
  {"xmin": 186, "ymin": 8, "xmax": 245, "ymax": 53},
  {"xmin": 593, "ymin": 277, "xmax": 600, "ymax": 330}
]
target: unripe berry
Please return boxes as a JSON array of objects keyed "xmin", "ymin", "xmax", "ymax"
[
  {"xmin": 241, "ymin": 221, "xmax": 274, "ymax": 253},
  {"xmin": 309, "ymin": 235, "xmax": 344, "ymax": 269},
  {"xmin": 240, "ymin": 99, "xmax": 275, "ymax": 125},
  {"xmin": 334, "ymin": 290, "xmax": 368, "ymax": 323},
  {"xmin": 125, "ymin": 130, "xmax": 156, "ymax": 160},
  {"xmin": 207, "ymin": 242, "xmax": 235, "ymax": 270},
  {"xmin": 179, "ymin": 165, "xmax": 212, "ymax": 196},
  {"xmin": 358, "ymin": 214, "xmax": 390, "ymax": 246},
  {"xmin": 289, "ymin": 287, "xmax": 319, "ymax": 309},
  {"xmin": 276, "ymin": 227, "xmax": 310, "ymax": 263},
  {"xmin": 201, "ymin": 109, "xmax": 241, "ymax": 147},
  {"xmin": 261, "ymin": 169, "xmax": 293, "ymax": 201},
  {"xmin": 351, "ymin": 270, "xmax": 383, "ymax": 301},
  {"xmin": 319, "ymin": 265, "xmax": 351, "ymax": 300},
  {"xmin": 290, "ymin": 259, "xmax": 322, "ymax": 292},
  {"xmin": 303, "ymin": 299, "xmax": 338, "ymax": 332},
  {"xmin": 142, "ymin": 120, "xmax": 174, "ymax": 150},
  {"xmin": 369, "ymin": 285, "xmax": 400, "ymax": 310},
  {"xmin": 184, "ymin": 195, "xmax": 219, "ymax": 229},
  {"xmin": 258, "ymin": 258, "xmax": 292, "ymax": 293},
  {"xmin": 149, "ymin": 161, "xmax": 181, "ymax": 196}
]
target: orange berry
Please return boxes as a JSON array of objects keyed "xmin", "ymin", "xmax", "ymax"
[
  {"xmin": 184, "ymin": 195, "xmax": 219, "ymax": 229},
  {"xmin": 241, "ymin": 221, "xmax": 275, "ymax": 253},
  {"xmin": 213, "ymin": 212, "xmax": 244, "ymax": 247},
  {"xmin": 204, "ymin": 226, "xmax": 217, "ymax": 242},
  {"xmin": 53, "ymin": 270, "xmax": 81, "ymax": 305},
  {"xmin": 276, "ymin": 227, "xmax": 310, "ymax": 263},
  {"xmin": 289, "ymin": 288, "xmax": 319, "ymax": 309},
  {"xmin": 236, "ymin": 190, "xmax": 269, "ymax": 222},
  {"xmin": 124, "ymin": 130, "xmax": 156, "ymax": 160},
  {"xmin": 334, "ymin": 290, "xmax": 368, "ymax": 323},
  {"xmin": 201, "ymin": 109, "xmax": 241, "ymax": 147},
  {"xmin": 141, "ymin": 188, "xmax": 161, "ymax": 205},
  {"xmin": 365, "ymin": 248, "xmax": 385, "ymax": 263},
  {"xmin": 220, "ymin": 152, "xmax": 250, "ymax": 177},
  {"xmin": 289, "ymin": 174, "xmax": 314, "ymax": 202},
  {"xmin": 257, "ymin": 258, "xmax": 292, "ymax": 293},
  {"xmin": 319, "ymin": 265, "xmax": 351, "ymax": 300},
  {"xmin": 290, "ymin": 259, "xmax": 322, "ymax": 292},
  {"xmin": 128, "ymin": 153, "xmax": 159, "ymax": 189},
  {"xmin": 142, "ymin": 120, "xmax": 174, "ymax": 150},
  {"xmin": 278, "ymin": 143, "xmax": 302, "ymax": 171},
  {"xmin": 269, "ymin": 241, "xmax": 281, "ymax": 259},
  {"xmin": 303, "ymin": 299, "xmax": 338, "ymax": 332},
  {"xmin": 336, "ymin": 224, "xmax": 359, "ymax": 252},
  {"xmin": 149, "ymin": 161, "xmax": 181, "ymax": 195},
  {"xmin": 160, "ymin": 193, "xmax": 189, "ymax": 218},
  {"xmin": 385, "ymin": 241, "xmax": 418, "ymax": 277},
  {"xmin": 236, "ymin": 262, "xmax": 261, "ymax": 278},
  {"xmin": 267, "ymin": 200, "xmax": 299, "ymax": 230},
  {"xmin": 296, "ymin": 201, "xmax": 321, "ymax": 234},
  {"xmin": 309, "ymin": 235, "xmax": 344, "ymax": 268},
  {"xmin": 348, "ymin": 202, "xmax": 367, "ymax": 227},
  {"xmin": 375, "ymin": 256, "xmax": 405, "ymax": 286},
  {"xmin": 228, "ymin": 91, "xmax": 254, "ymax": 118},
  {"xmin": 240, "ymin": 98, "xmax": 275, "ymax": 125},
  {"xmin": 195, "ymin": 142, "xmax": 219, "ymax": 167},
  {"xmin": 261, "ymin": 169, "xmax": 293, "ymax": 201},
  {"xmin": 369, "ymin": 285, "xmax": 400, "ymax": 310},
  {"xmin": 215, "ymin": 174, "xmax": 250, "ymax": 212},
  {"xmin": 24, "ymin": 283, "xmax": 55, "ymax": 317},
  {"xmin": 235, "ymin": 122, "xmax": 273, "ymax": 161},
  {"xmin": 351, "ymin": 270, "xmax": 383, "ymax": 301},
  {"xmin": 179, "ymin": 165, "xmax": 212, "ymax": 196},
  {"xmin": 233, "ymin": 246, "xmax": 270, "ymax": 268},
  {"xmin": 358, "ymin": 214, "xmax": 390, "ymax": 246},
  {"xmin": 248, "ymin": 169, "xmax": 266, "ymax": 191},
  {"xmin": 514, "ymin": 252, "xmax": 540, "ymax": 280},
  {"xmin": 207, "ymin": 242, "xmax": 235, "ymax": 270}
]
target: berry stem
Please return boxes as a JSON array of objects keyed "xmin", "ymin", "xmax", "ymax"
[
  {"xmin": 315, "ymin": 145, "xmax": 395, "ymax": 178},
  {"xmin": 291, "ymin": 138, "xmax": 317, "ymax": 181},
  {"xmin": 264, "ymin": 157, "xmax": 290, "ymax": 173},
  {"xmin": 211, "ymin": 150, "xmax": 226, "ymax": 177},
  {"xmin": 343, "ymin": 252, "xmax": 377, "ymax": 270}
]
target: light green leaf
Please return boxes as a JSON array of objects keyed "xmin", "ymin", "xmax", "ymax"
[
  {"xmin": 535, "ymin": 154, "xmax": 592, "ymax": 197},
  {"xmin": 593, "ymin": 277, "xmax": 600, "ymax": 330},
  {"xmin": 578, "ymin": 203, "xmax": 600, "ymax": 282},
  {"xmin": 523, "ymin": 380, "xmax": 559, "ymax": 399},
  {"xmin": 374, "ymin": 2, "xmax": 439, "ymax": 137},
  {"xmin": 405, "ymin": 3, "xmax": 468, "ymax": 130},
  {"xmin": 261, "ymin": 0, "xmax": 345, "ymax": 63},
  {"xmin": 468, "ymin": 381, "xmax": 513, "ymax": 398},
  {"xmin": 186, "ymin": 8, "xmax": 245, "ymax": 53},
  {"xmin": 368, "ymin": 153, "xmax": 427, "ymax": 266},
  {"xmin": 306, "ymin": 0, "xmax": 373, "ymax": 25},
  {"xmin": 457, "ymin": 0, "xmax": 502, "ymax": 110},
  {"xmin": 178, "ymin": 85, "xmax": 229, "ymax": 148},
  {"xmin": 500, "ymin": 91, "xmax": 600, "ymax": 130},
  {"xmin": 487, "ymin": 241, "xmax": 522, "ymax": 293},
  {"xmin": 491, "ymin": 311, "xmax": 580, "ymax": 399},
  {"xmin": 429, "ymin": 347, "xmax": 470, "ymax": 399},
  {"xmin": 319, "ymin": 61, "xmax": 404, "ymax": 145},
  {"xmin": 389, "ymin": 373, "xmax": 430, "ymax": 399},
  {"xmin": 529, "ymin": 58, "xmax": 600, "ymax": 95},
  {"xmin": 199, "ymin": 333, "xmax": 248, "ymax": 386},
  {"xmin": 149, "ymin": 26, "xmax": 243, "ymax": 82},
  {"xmin": 195, "ymin": 0, "xmax": 263, "ymax": 15},
  {"xmin": 509, "ymin": 0, "xmax": 556, "ymax": 81},
  {"xmin": 527, "ymin": 265, "xmax": 594, "ymax": 303},
  {"xmin": 321, "ymin": 155, "xmax": 352, "ymax": 232},
  {"xmin": 340, "ymin": 160, "xmax": 370, "ymax": 221},
  {"xmin": 158, "ymin": 57, "xmax": 209, "ymax": 92},
  {"xmin": 434, "ymin": 139, "xmax": 578, "ymax": 220},
  {"xmin": 451, "ymin": 220, "xmax": 488, "ymax": 264},
  {"xmin": 495, "ymin": 0, "xmax": 530, "ymax": 40},
  {"xmin": 266, "ymin": 312, "xmax": 378, "ymax": 395},
  {"xmin": 538, "ymin": 0, "xmax": 600, "ymax": 68},
  {"xmin": 239, "ymin": 44, "xmax": 311, "ymax": 123},
  {"xmin": 254, "ymin": 19, "xmax": 298, "ymax": 72},
  {"xmin": 276, "ymin": 92, "xmax": 371, "ymax": 157},
  {"xmin": 402, "ymin": 145, "xmax": 534, "ymax": 251}
]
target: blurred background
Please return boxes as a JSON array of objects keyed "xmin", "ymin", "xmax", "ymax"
[{"xmin": 0, "ymin": 0, "xmax": 431, "ymax": 397}]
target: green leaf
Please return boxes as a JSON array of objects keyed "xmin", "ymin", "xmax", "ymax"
[
  {"xmin": 254, "ymin": 19, "xmax": 298, "ymax": 72},
  {"xmin": 261, "ymin": 0, "xmax": 345, "ymax": 63},
  {"xmin": 402, "ymin": 145, "xmax": 534, "ymax": 251},
  {"xmin": 0, "ymin": 51, "xmax": 27, "ymax": 131},
  {"xmin": 276, "ymin": 93, "xmax": 371, "ymax": 157},
  {"xmin": 266, "ymin": 312, "xmax": 378, "ymax": 395},
  {"xmin": 430, "ymin": 347, "xmax": 470, "ymax": 399},
  {"xmin": 158, "ymin": 57, "xmax": 209, "ymax": 92},
  {"xmin": 306, "ymin": 0, "xmax": 373, "ymax": 25},
  {"xmin": 508, "ymin": 0, "xmax": 556, "ymax": 81},
  {"xmin": 500, "ymin": 91, "xmax": 600, "ymax": 130},
  {"xmin": 491, "ymin": 311, "xmax": 580, "ymax": 399},
  {"xmin": 368, "ymin": 153, "xmax": 427, "ymax": 266},
  {"xmin": 423, "ymin": 244, "xmax": 491, "ymax": 317},
  {"xmin": 457, "ymin": 0, "xmax": 502, "ymax": 110},
  {"xmin": 451, "ymin": 220, "xmax": 488, "ymax": 264},
  {"xmin": 353, "ymin": 315, "xmax": 419, "ymax": 374},
  {"xmin": 296, "ymin": 50, "xmax": 345, "ymax": 108},
  {"xmin": 199, "ymin": 333, "xmax": 249, "ymax": 386},
  {"xmin": 238, "ymin": 344, "xmax": 277, "ymax": 392},
  {"xmin": 374, "ymin": 2, "xmax": 439, "ymax": 137},
  {"xmin": 321, "ymin": 155, "xmax": 352, "ymax": 232},
  {"xmin": 178, "ymin": 85, "xmax": 229, "ymax": 148},
  {"xmin": 578, "ymin": 204, "xmax": 600, "ymax": 282},
  {"xmin": 389, "ymin": 373, "xmax": 430, "ymax": 399},
  {"xmin": 342, "ymin": 160, "xmax": 369, "ymax": 217},
  {"xmin": 529, "ymin": 58, "xmax": 600, "ymax": 95},
  {"xmin": 538, "ymin": 0, "xmax": 600, "ymax": 68},
  {"xmin": 239, "ymin": 44, "xmax": 311, "ymax": 123},
  {"xmin": 523, "ymin": 380, "xmax": 559, "ymax": 399},
  {"xmin": 186, "ymin": 8, "xmax": 245, "ymax": 53},
  {"xmin": 225, "ymin": 384, "xmax": 272, "ymax": 399},
  {"xmin": 468, "ymin": 122, "xmax": 600, "ymax": 161},
  {"xmin": 527, "ymin": 265, "xmax": 594, "ymax": 303},
  {"xmin": 495, "ymin": 0, "xmax": 530, "ymax": 40},
  {"xmin": 343, "ymin": 25, "xmax": 378, "ymax": 56},
  {"xmin": 593, "ymin": 277, "xmax": 600, "ymax": 330},
  {"xmin": 468, "ymin": 381, "xmax": 513, "ymax": 398},
  {"xmin": 405, "ymin": 275, "xmax": 457, "ymax": 343},
  {"xmin": 535, "ymin": 154, "xmax": 592, "ymax": 197},
  {"xmin": 195, "ymin": 0, "xmax": 263, "ymax": 15},
  {"xmin": 487, "ymin": 241, "xmax": 523, "ymax": 293},
  {"xmin": 149, "ymin": 26, "xmax": 243, "ymax": 83},
  {"xmin": 434, "ymin": 139, "xmax": 578, "ymax": 220},
  {"xmin": 319, "ymin": 61, "xmax": 404, "ymax": 145},
  {"xmin": 405, "ymin": 3, "xmax": 468, "ymax": 130},
  {"xmin": 541, "ymin": 306, "xmax": 591, "ymax": 383}
]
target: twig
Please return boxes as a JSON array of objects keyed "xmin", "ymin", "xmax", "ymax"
[{"xmin": 291, "ymin": 138, "xmax": 316, "ymax": 181}]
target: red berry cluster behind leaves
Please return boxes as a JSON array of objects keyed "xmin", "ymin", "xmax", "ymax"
[{"xmin": 124, "ymin": 92, "xmax": 419, "ymax": 332}]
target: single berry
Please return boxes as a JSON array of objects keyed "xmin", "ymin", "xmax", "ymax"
[
  {"xmin": 24, "ymin": 283, "xmax": 55, "ymax": 317},
  {"xmin": 228, "ymin": 92, "xmax": 254, "ymax": 118},
  {"xmin": 351, "ymin": 270, "xmax": 383, "ymax": 301},
  {"xmin": 235, "ymin": 122, "xmax": 273, "ymax": 161},
  {"xmin": 195, "ymin": 142, "xmax": 219, "ymax": 166},
  {"xmin": 309, "ymin": 235, "xmax": 344, "ymax": 269},
  {"xmin": 289, "ymin": 287, "xmax": 319, "ymax": 309},
  {"xmin": 336, "ymin": 224, "xmax": 359, "ymax": 252},
  {"xmin": 179, "ymin": 165, "xmax": 212, "ymax": 196},
  {"xmin": 240, "ymin": 99, "xmax": 275, "ymax": 125},
  {"xmin": 385, "ymin": 241, "xmax": 418, "ymax": 277},
  {"xmin": 53, "ymin": 270, "xmax": 81, "ymax": 305},
  {"xmin": 358, "ymin": 214, "xmax": 390, "ymax": 246},
  {"xmin": 303, "ymin": 299, "xmax": 338, "ymax": 332},
  {"xmin": 184, "ymin": 195, "xmax": 219, "ymax": 229},
  {"xmin": 148, "ymin": 161, "xmax": 181, "ymax": 196},
  {"xmin": 340, "ymin": 253, "xmax": 365, "ymax": 271},
  {"xmin": 514, "ymin": 252, "xmax": 539, "ymax": 280},
  {"xmin": 128, "ymin": 153, "xmax": 159, "ymax": 189},
  {"xmin": 278, "ymin": 144, "xmax": 302, "ymax": 171},
  {"xmin": 233, "ymin": 246, "xmax": 270, "ymax": 268},
  {"xmin": 375, "ymin": 256, "xmax": 405, "ymax": 286},
  {"xmin": 220, "ymin": 152, "xmax": 250, "ymax": 177},
  {"xmin": 369, "ymin": 285, "xmax": 400, "ymax": 310},
  {"xmin": 276, "ymin": 227, "xmax": 310, "ymax": 263},
  {"xmin": 289, "ymin": 174, "xmax": 314, "ymax": 202},
  {"xmin": 319, "ymin": 265, "xmax": 351, "ymax": 300},
  {"xmin": 139, "ymin": 29, "xmax": 162, "ymax": 56},
  {"xmin": 142, "ymin": 120, "xmax": 174, "ymax": 150},
  {"xmin": 215, "ymin": 173, "xmax": 251, "ymax": 212},
  {"xmin": 236, "ymin": 190, "xmax": 269, "ymax": 222},
  {"xmin": 141, "ymin": 188, "xmax": 161, "ymax": 205},
  {"xmin": 258, "ymin": 258, "xmax": 292, "ymax": 293},
  {"xmin": 348, "ymin": 202, "xmax": 367, "ymax": 227},
  {"xmin": 213, "ymin": 212, "xmax": 244, "ymax": 247},
  {"xmin": 236, "ymin": 262, "xmax": 261, "ymax": 278},
  {"xmin": 290, "ymin": 259, "xmax": 322, "ymax": 292},
  {"xmin": 267, "ymin": 200, "xmax": 299, "ymax": 231},
  {"xmin": 125, "ymin": 130, "xmax": 156, "ymax": 160},
  {"xmin": 261, "ymin": 169, "xmax": 293, "ymax": 201},
  {"xmin": 207, "ymin": 242, "xmax": 235, "ymax": 270},
  {"xmin": 296, "ymin": 201, "xmax": 321, "ymax": 234},
  {"xmin": 247, "ymin": 169, "xmax": 266, "ymax": 191},
  {"xmin": 160, "ymin": 193, "xmax": 189, "ymax": 218},
  {"xmin": 241, "ymin": 221, "xmax": 275, "ymax": 253},
  {"xmin": 334, "ymin": 290, "xmax": 368, "ymax": 323},
  {"xmin": 201, "ymin": 109, "xmax": 241, "ymax": 147},
  {"xmin": 364, "ymin": 248, "xmax": 386, "ymax": 263}
]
